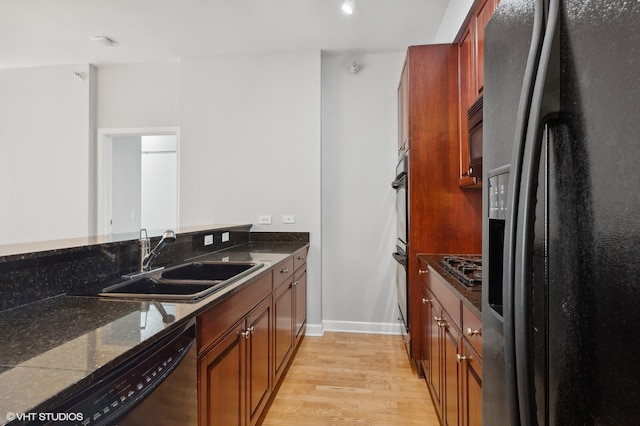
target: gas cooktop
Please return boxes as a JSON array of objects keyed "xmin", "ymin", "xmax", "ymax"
[{"xmin": 441, "ymin": 255, "xmax": 482, "ymax": 290}]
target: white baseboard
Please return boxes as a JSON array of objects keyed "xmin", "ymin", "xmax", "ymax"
[{"xmin": 305, "ymin": 320, "xmax": 403, "ymax": 336}]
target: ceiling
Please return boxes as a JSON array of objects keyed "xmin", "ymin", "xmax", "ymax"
[{"xmin": 0, "ymin": 0, "xmax": 451, "ymax": 70}]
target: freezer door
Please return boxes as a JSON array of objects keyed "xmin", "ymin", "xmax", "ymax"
[{"xmin": 482, "ymin": 0, "xmax": 537, "ymax": 424}]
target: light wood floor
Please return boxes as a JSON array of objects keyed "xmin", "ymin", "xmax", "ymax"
[{"xmin": 261, "ymin": 332, "xmax": 440, "ymax": 426}]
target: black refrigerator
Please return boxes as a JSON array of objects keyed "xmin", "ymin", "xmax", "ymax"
[{"xmin": 482, "ymin": 0, "xmax": 640, "ymax": 425}]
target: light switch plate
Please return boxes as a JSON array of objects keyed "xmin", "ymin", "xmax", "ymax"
[
  {"xmin": 204, "ymin": 234, "xmax": 214, "ymax": 246},
  {"xmin": 282, "ymin": 215, "xmax": 295, "ymax": 224},
  {"xmin": 222, "ymin": 232, "xmax": 230, "ymax": 242}
]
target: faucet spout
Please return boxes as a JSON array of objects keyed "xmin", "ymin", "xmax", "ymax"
[{"xmin": 142, "ymin": 229, "xmax": 176, "ymax": 271}]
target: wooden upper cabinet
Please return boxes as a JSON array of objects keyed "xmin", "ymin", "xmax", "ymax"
[
  {"xmin": 457, "ymin": 0, "xmax": 499, "ymax": 188},
  {"xmin": 476, "ymin": 0, "xmax": 498, "ymax": 96}
]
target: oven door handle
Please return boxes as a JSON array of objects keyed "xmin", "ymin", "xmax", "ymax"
[
  {"xmin": 391, "ymin": 172, "xmax": 406, "ymax": 189},
  {"xmin": 392, "ymin": 251, "xmax": 407, "ymax": 266}
]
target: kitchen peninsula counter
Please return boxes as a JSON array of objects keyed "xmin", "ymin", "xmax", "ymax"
[{"xmin": 0, "ymin": 240, "xmax": 308, "ymax": 424}]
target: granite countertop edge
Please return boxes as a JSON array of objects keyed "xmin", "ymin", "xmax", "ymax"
[{"xmin": 0, "ymin": 241, "xmax": 308, "ymax": 423}]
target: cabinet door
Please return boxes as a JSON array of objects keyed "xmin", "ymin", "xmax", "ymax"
[
  {"xmin": 247, "ymin": 297, "xmax": 272, "ymax": 426},
  {"xmin": 419, "ymin": 285, "xmax": 433, "ymax": 377},
  {"xmin": 442, "ymin": 313, "xmax": 461, "ymax": 426},
  {"xmin": 458, "ymin": 24, "xmax": 477, "ymax": 187},
  {"xmin": 273, "ymin": 279, "xmax": 294, "ymax": 384},
  {"xmin": 428, "ymin": 301, "xmax": 444, "ymax": 419},
  {"xmin": 460, "ymin": 340, "xmax": 483, "ymax": 426},
  {"xmin": 198, "ymin": 321, "xmax": 246, "ymax": 426},
  {"xmin": 475, "ymin": 0, "xmax": 497, "ymax": 97},
  {"xmin": 293, "ymin": 267, "xmax": 307, "ymax": 342}
]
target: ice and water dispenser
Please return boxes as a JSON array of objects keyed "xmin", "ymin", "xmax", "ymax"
[{"xmin": 488, "ymin": 169, "xmax": 509, "ymax": 315}]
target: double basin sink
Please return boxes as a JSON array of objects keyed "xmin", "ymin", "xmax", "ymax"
[{"xmin": 99, "ymin": 261, "xmax": 264, "ymax": 302}]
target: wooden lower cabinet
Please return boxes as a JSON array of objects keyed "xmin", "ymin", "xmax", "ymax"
[
  {"xmin": 442, "ymin": 311, "xmax": 461, "ymax": 426},
  {"xmin": 460, "ymin": 339, "xmax": 482, "ymax": 426},
  {"xmin": 197, "ymin": 248, "xmax": 309, "ymax": 426},
  {"xmin": 419, "ymin": 260, "xmax": 482, "ymax": 426},
  {"xmin": 198, "ymin": 296, "xmax": 271, "ymax": 426},
  {"xmin": 293, "ymin": 266, "xmax": 307, "ymax": 343},
  {"xmin": 273, "ymin": 272, "xmax": 294, "ymax": 385},
  {"xmin": 198, "ymin": 320, "xmax": 246, "ymax": 426}
]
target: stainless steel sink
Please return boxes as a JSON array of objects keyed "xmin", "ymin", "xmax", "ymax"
[{"xmin": 99, "ymin": 261, "xmax": 264, "ymax": 301}]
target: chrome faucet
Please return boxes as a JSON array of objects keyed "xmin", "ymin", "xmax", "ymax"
[
  {"xmin": 139, "ymin": 228, "xmax": 151, "ymax": 272},
  {"xmin": 142, "ymin": 229, "xmax": 176, "ymax": 272}
]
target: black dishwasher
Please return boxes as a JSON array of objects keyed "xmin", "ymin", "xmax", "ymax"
[{"xmin": 25, "ymin": 319, "xmax": 197, "ymax": 426}]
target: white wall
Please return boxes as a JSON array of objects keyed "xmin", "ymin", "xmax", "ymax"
[
  {"xmin": 433, "ymin": 0, "xmax": 476, "ymax": 43},
  {"xmin": 0, "ymin": 64, "xmax": 95, "ymax": 244},
  {"xmin": 321, "ymin": 51, "xmax": 405, "ymax": 334},
  {"xmin": 96, "ymin": 63, "xmax": 180, "ymax": 129},
  {"xmin": 180, "ymin": 51, "xmax": 322, "ymax": 328}
]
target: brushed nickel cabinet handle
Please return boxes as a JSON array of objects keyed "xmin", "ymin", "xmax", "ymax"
[
  {"xmin": 280, "ymin": 268, "xmax": 289, "ymax": 274},
  {"xmin": 466, "ymin": 328, "xmax": 482, "ymax": 337},
  {"xmin": 418, "ymin": 269, "xmax": 428, "ymax": 275},
  {"xmin": 422, "ymin": 298, "xmax": 433, "ymax": 304}
]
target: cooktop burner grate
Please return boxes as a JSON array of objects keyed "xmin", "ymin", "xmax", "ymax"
[{"xmin": 441, "ymin": 255, "xmax": 482, "ymax": 289}]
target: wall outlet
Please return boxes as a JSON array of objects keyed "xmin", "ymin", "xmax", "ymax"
[
  {"xmin": 259, "ymin": 215, "xmax": 272, "ymax": 225},
  {"xmin": 222, "ymin": 232, "xmax": 230, "ymax": 242},
  {"xmin": 282, "ymin": 215, "xmax": 295, "ymax": 224},
  {"xmin": 204, "ymin": 234, "xmax": 213, "ymax": 246}
]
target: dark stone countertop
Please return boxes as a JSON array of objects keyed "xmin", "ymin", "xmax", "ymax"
[
  {"xmin": 0, "ymin": 241, "xmax": 308, "ymax": 424},
  {"xmin": 417, "ymin": 254, "xmax": 482, "ymax": 316}
]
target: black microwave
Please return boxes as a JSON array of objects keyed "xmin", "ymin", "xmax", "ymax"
[{"xmin": 467, "ymin": 95, "xmax": 483, "ymax": 179}]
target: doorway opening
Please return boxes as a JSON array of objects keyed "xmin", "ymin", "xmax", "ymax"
[{"xmin": 97, "ymin": 128, "xmax": 180, "ymax": 236}]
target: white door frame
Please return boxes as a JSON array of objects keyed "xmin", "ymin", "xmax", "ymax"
[{"xmin": 97, "ymin": 127, "xmax": 180, "ymax": 236}]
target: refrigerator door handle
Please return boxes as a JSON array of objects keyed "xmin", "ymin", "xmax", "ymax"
[
  {"xmin": 502, "ymin": 0, "xmax": 548, "ymax": 424},
  {"xmin": 512, "ymin": 0, "xmax": 561, "ymax": 424}
]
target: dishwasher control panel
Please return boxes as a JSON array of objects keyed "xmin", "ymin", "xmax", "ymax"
[{"xmin": 39, "ymin": 326, "xmax": 195, "ymax": 426}]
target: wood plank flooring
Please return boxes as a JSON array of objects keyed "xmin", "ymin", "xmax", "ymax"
[{"xmin": 261, "ymin": 332, "xmax": 440, "ymax": 426}]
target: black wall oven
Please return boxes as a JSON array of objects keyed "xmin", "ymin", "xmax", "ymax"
[{"xmin": 391, "ymin": 154, "xmax": 409, "ymax": 354}]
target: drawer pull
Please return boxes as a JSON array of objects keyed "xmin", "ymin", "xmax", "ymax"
[
  {"xmin": 297, "ymin": 256, "xmax": 306, "ymax": 260},
  {"xmin": 422, "ymin": 298, "xmax": 432, "ymax": 304},
  {"xmin": 466, "ymin": 328, "xmax": 482, "ymax": 337},
  {"xmin": 418, "ymin": 269, "xmax": 428, "ymax": 275},
  {"xmin": 292, "ymin": 280, "xmax": 299, "ymax": 287},
  {"xmin": 280, "ymin": 268, "xmax": 290, "ymax": 274}
]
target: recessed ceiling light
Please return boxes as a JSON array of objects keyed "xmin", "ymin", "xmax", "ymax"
[
  {"xmin": 91, "ymin": 36, "xmax": 118, "ymax": 47},
  {"xmin": 342, "ymin": 0, "xmax": 355, "ymax": 14}
]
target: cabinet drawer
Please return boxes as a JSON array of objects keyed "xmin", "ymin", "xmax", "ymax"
[
  {"xmin": 197, "ymin": 272, "xmax": 271, "ymax": 354},
  {"xmin": 428, "ymin": 266, "xmax": 462, "ymax": 328},
  {"xmin": 462, "ymin": 303, "xmax": 483, "ymax": 357},
  {"xmin": 273, "ymin": 256, "xmax": 294, "ymax": 289},
  {"xmin": 293, "ymin": 246, "xmax": 308, "ymax": 272}
]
